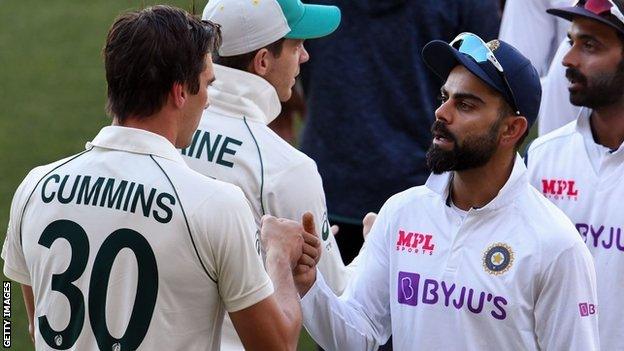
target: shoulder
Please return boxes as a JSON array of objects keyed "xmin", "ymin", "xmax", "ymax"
[
  {"xmin": 517, "ymin": 185, "xmax": 583, "ymax": 251},
  {"xmin": 379, "ymin": 185, "xmax": 438, "ymax": 215},
  {"xmin": 528, "ymin": 121, "xmax": 578, "ymax": 156}
]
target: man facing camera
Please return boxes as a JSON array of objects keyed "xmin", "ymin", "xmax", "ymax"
[{"xmin": 294, "ymin": 33, "xmax": 599, "ymax": 350}]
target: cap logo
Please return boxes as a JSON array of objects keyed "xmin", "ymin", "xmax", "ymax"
[
  {"xmin": 483, "ymin": 242, "xmax": 514, "ymax": 275},
  {"xmin": 486, "ymin": 40, "xmax": 500, "ymax": 52}
]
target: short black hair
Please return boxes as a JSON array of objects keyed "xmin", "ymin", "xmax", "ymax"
[{"xmin": 104, "ymin": 5, "xmax": 221, "ymax": 121}]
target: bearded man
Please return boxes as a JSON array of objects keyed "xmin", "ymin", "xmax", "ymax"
[{"xmin": 526, "ymin": 1, "xmax": 624, "ymax": 349}]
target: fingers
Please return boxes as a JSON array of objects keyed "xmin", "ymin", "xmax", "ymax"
[
  {"xmin": 331, "ymin": 224, "xmax": 339, "ymax": 236},
  {"xmin": 302, "ymin": 212, "xmax": 317, "ymax": 237},
  {"xmin": 362, "ymin": 212, "xmax": 378, "ymax": 240},
  {"xmin": 297, "ymin": 253, "xmax": 317, "ymax": 267}
]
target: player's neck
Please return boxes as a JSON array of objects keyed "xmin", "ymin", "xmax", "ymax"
[
  {"xmin": 112, "ymin": 112, "xmax": 178, "ymax": 147},
  {"xmin": 450, "ymin": 151, "xmax": 515, "ymax": 211},
  {"xmin": 590, "ymin": 102, "xmax": 624, "ymax": 150}
]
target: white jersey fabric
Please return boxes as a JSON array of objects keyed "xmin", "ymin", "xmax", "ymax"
[
  {"xmin": 181, "ymin": 64, "xmax": 350, "ymax": 350},
  {"xmin": 2, "ymin": 126, "xmax": 273, "ymax": 351},
  {"xmin": 527, "ymin": 110, "xmax": 624, "ymax": 350},
  {"xmin": 301, "ymin": 156, "xmax": 599, "ymax": 350},
  {"xmin": 537, "ymin": 39, "xmax": 582, "ymax": 135},
  {"xmin": 499, "ymin": 0, "xmax": 572, "ymax": 76}
]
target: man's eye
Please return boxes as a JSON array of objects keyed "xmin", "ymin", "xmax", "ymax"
[
  {"xmin": 437, "ymin": 94, "xmax": 448, "ymax": 103},
  {"xmin": 457, "ymin": 101, "xmax": 472, "ymax": 111}
]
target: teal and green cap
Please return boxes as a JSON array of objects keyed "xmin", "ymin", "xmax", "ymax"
[{"xmin": 276, "ymin": 0, "xmax": 341, "ymax": 39}]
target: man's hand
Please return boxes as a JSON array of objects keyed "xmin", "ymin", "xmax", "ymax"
[
  {"xmin": 260, "ymin": 215, "xmax": 304, "ymax": 269},
  {"xmin": 362, "ymin": 212, "xmax": 377, "ymax": 240},
  {"xmin": 294, "ymin": 212, "xmax": 321, "ymax": 296}
]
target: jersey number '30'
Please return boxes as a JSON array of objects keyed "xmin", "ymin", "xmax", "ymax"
[{"xmin": 37, "ymin": 219, "xmax": 158, "ymax": 350}]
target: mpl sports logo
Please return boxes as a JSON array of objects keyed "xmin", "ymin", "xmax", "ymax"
[
  {"xmin": 396, "ymin": 229, "xmax": 435, "ymax": 255},
  {"xmin": 541, "ymin": 179, "xmax": 579, "ymax": 200}
]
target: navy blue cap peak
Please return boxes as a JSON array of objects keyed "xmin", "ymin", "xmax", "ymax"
[
  {"xmin": 547, "ymin": 0, "xmax": 624, "ymax": 36},
  {"xmin": 421, "ymin": 36, "xmax": 542, "ymax": 129}
]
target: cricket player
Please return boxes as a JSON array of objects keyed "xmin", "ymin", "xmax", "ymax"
[
  {"xmin": 181, "ymin": 1, "xmax": 354, "ymax": 348},
  {"xmin": 2, "ymin": 6, "xmax": 317, "ymax": 350},
  {"xmin": 526, "ymin": 0, "xmax": 624, "ymax": 349},
  {"xmin": 294, "ymin": 33, "xmax": 600, "ymax": 350}
]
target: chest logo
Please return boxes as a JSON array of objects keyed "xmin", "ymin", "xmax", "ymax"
[
  {"xmin": 483, "ymin": 243, "xmax": 514, "ymax": 275},
  {"xmin": 541, "ymin": 179, "xmax": 579, "ymax": 200},
  {"xmin": 396, "ymin": 229, "xmax": 435, "ymax": 255}
]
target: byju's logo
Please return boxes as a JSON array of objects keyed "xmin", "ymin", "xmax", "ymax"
[
  {"xmin": 578, "ymin": 302, "xmax": 596, "ymax": 317},
  {"xmin": 541, "ymin": 179, "xmax": 579, "ymax": 200},
  {"xmin": 396, "ymin": 230, "xmax": 435, "ymax": 255},
  {"xmin": 396, "ymin": 271, "xmax": 508, "ymax": 320}
]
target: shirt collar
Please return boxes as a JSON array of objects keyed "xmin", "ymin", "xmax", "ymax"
[
  {"xmin": 575, "ymin": 107, "xmax": 624, "ymax": 154},
  {"xmin": 575, "ymin": 107, "xmax": 594, "ymax": 143},
  {"xmin": 207, "ymin": 64, "xmax": 282, "ymax": 125},
  {"xmin": 86, "ymin": 126, "xmax": 187, "ymax": 165},
  {"xmin": 424, "ymin": 154, "xmax": 528, "ymax": 212}
]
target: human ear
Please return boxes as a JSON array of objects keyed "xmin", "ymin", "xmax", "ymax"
[
  {"xmin": 251, "ymin": 48, "xmax": 271, "ymax": 76},
  {"xmin": 501, "ymin": 116, "xmax": 528, "ymax": 147},
  {"xmin": 170, "ymin": 82, "xmax": 186, "ymax": 108}
]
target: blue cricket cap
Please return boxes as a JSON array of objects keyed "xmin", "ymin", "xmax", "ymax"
[{"xmin": 422, "ymin": 37, "xmax": 542, "ymax": 128}]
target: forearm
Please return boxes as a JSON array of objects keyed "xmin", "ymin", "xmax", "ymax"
[
  {"xmin": 302, "ymin": 272, "xmax": 384, "ymax": 351},
  {"xmin": 265, "ymin": 249, "xmax": 302, "ymax": 349},
  {"xmin": 21, "ymin": 284, "xmax": 35, "ymax": 343}
]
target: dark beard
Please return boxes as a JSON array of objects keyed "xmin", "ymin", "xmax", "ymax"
[
  {"xmin": 566, "ymin": 60, "xmax": 624, "ymax": 109},
  {"xmin": 426, "ymin": 120, "xmax": 500, "ymax": 174}
]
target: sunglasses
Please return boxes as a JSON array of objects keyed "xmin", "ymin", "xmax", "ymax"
[
  {"xmin": 449, "ymin": 32, "xmax": 520, "ymax": 115},
  {"xmin": 579, "ymin": 0, "xmax": 624, "ymax": 23}
]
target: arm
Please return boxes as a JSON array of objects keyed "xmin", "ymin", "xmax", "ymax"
[
  {"xmin": 295, "ymin": 204, "xmax": 393, "ymax": 350},
  {"xmin": 21, "ymin": 284, "xmax": 35, "ymax": 343},
  {"xmin": 534, "ymin": 241, "xmax": 599, "ymax": 350},
  {"xmin": 230, "ymin": 215, "xmax": 314, "ymax": 351}
]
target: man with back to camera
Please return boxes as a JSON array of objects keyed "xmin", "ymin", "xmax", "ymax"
[
  {"xmin": 1, "ymin": 5, "xmax": 318, "ymax": 350},
  {"xmin": 526, "ymin": 0, "xmax": 624, "ymax": 349},
  {"xmin": 292, "ymin": 33, "xmax": 600, "ymax": 350},
  {"xmin": 182, "ymin": 2, "xmax": 361, "ymax": 348}
]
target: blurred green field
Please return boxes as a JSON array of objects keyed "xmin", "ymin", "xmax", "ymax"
[{"xmin": 0, "ymin": 1, "xmax": 316, "ymax": 349}]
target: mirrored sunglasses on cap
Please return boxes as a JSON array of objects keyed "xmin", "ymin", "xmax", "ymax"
[
  {"xmin": 577, "ymin": 0, "xmax": 624, "ymax": 23},
  {"xmin": 449, "ymin": 32, "xmax": 520, "ymax": 116}
]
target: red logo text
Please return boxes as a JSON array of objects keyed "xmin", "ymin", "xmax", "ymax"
[
  {"xmin": 541, "ymin": 179, "xmax": 578, "ymax": 200},
  {"xmin": 396, "ymin": 230, "xmax": 435, "ymax": 255}
]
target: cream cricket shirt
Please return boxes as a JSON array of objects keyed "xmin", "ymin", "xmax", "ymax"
[
  {"xmin": 301, "ymin": 156, "xmax": 599, "ymax": 350},
  {"xmin": 527, "ymin": 109, "xmax": 624, "ymax": 350},
  {"xmin": 182, "ymin": 64, "xmax": 350, "ymax": 350},
  {"xmin": 2, "ymin": 126, "xmax": 273, "ymax": 351}
]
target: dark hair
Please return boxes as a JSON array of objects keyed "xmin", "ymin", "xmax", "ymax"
[
  {"xmin": 214, "ymin": 38, "xmax": 286, "ymax": 71},
  {"xmin": 104, "ymin": 5, "xmax": 222, "ymax": 121}
]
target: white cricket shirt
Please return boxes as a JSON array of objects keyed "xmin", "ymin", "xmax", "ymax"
[
  {"xmin": 2, "ymin": 126, "xmax": 273, "ymax": 351},
  {"xmin": 527, "ymin": 110, "xmax": 624, "ymax": 350},
  {"xmin": 301, "ymin": 156, "xmax": 599, "ymax": 350},
  {"xmin": 181, "ymin": 64, "xmax": 350, "ymax": 350}
]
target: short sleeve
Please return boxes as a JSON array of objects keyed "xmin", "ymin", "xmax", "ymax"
[
  {"xmin": 192, "ymin": 186, "xmax": 274, "ymax": 312},
  {"xmin": 2, "ymin": 174, "xmax": 35, "ymax": 285}
]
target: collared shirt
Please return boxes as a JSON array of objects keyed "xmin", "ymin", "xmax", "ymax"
[
  {"xmin": 527, "ymin": 110, "xmax": 624, "ymax": 350},
  {"xmin": 301, "ymin": 156, "xmax": 599, "ymax": 350},
  {"xmin": 2, "ymin": 126, "xmax": 272, "ymax": 351},
  {"xmin": 181, "ymin": 64, "xmax": 351, "ymax": 350}
]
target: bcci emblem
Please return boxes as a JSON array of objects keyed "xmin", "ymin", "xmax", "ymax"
[
  {"xmin": 486, "ymin": 39, "xmax": 500, "ymax": 52},
  {"xmin": 483, "ymin": 243, "xmax": 514, "ymax": 275}
]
